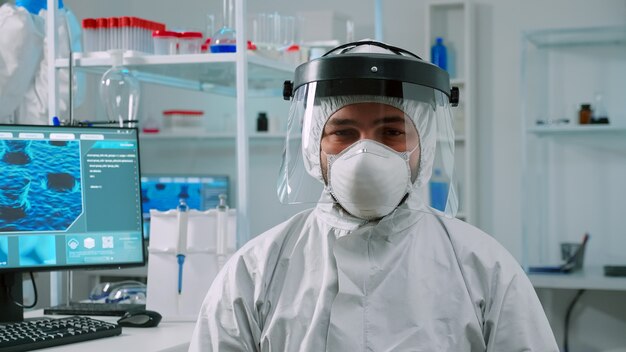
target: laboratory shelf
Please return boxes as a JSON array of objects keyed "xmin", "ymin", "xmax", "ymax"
[
  {"xmin": 527, "ymin": 125, "xmax": 626, "ymax": 152},
  {"xmin": 528, "ymin": 266, "xmax": 626, "ymax": 291},
  {"xmin": 527, "ymin": 125, "xmax": 626, "ymax": 135},
  {"xmin": 523, "ymin": 25, "xmax": 626, "ymax": 48},
  {"xmin": 55, "ymin": 51, "xmax": 296, "ymax": 96},
  {"xmin": 139, "ymin": 131, "xmax": 288, "ymax": 140}
]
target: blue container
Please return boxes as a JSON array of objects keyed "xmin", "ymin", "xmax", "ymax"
[
  {"xmin": 431, "ymin": 37, "xmax": 448, "ymax": 71},
  {"xmin": 210, "ymin": 44, "xmax": 236, "ymax": 53},
  {"xmin": 429, "ymin": 168, "xmax": 449, "ymax": 212}
]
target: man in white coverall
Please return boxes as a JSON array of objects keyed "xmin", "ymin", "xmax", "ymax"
[{"xmin": 189, "ymin": 41, "xmax": 558, "ymax": 351}]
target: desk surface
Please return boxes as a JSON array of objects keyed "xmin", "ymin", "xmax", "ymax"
[{"xmin": 24, "ymin": 310, "xmax": 195, "ymax": 352}]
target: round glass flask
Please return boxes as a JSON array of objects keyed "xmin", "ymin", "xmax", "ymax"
[{"xmin": 99, "ymin": 50, "xmax": 140, "ymax": 127}]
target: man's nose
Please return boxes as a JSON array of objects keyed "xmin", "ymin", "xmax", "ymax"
[{"xmin": 359, "ymin": 131, "xmax": 378, "ymax": 141}]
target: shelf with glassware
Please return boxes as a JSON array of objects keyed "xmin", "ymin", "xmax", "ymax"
[
  {"xmin": 526, "ymin": 125, "xmax": 626, "ymax": 152},
  {"xmin": 521, "ymin": 26, "xmax": 626, "ymax": 290},
  {"xmin": 425, "ymin": 0, "xmax": 476, "ymax": 224},
  {"xmin": 55, "ymin": 51, "xmax": 296, "ymax": 96},
  {"xmin": 44, "ymin": 0, "xmax": 264, "ymax": 306},
  {"xmin": 139, "ymin": 131, "xmax": 290, "ymax": 140}
]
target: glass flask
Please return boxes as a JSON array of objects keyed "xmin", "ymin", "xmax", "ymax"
[
  {"xmin": 210, "ymin": 0, "xmax": 236, "ymax": 53},
  {"xmin": 99, "ymin": 50, "xmax": 140, "ymax": 127}
]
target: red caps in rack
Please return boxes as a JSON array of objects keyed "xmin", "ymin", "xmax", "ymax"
[
  {"xmin": 120, "ymin": 16, "xmax": 131, "ymax": 27},
  {"xmin": 82, "ymin": 18, "xmax": 96, "ymax": 29},
  {"xmin": 108, "ymin": 17, "xmax": 119, "ymax": 28}
]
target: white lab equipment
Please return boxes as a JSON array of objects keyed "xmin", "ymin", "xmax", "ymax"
[
  {"xmin": 215, "ymin": 194, "xmax": 229, "ymax": 269},
  {"xmin": 152, "ymin": 30, "xmax": 179, "ymax": 55},
  {"xmin": 178, "ymin": 32, "xmax": 203, "ymax": 54},
  {"xmin": 83, "ymin": 17, "xmax": 166, "ymax": 54},
  {"xmin": 146, "ymin": 203, "xmax": 236, "ymax": 322}
]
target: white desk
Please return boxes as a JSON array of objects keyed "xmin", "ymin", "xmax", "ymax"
[{"xmin": 24, "ymin": 310, "xmax": 195, "ymax": 352}]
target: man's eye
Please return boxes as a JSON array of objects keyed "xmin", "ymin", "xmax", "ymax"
[
  {"xmin": 384, "ymin": 129, "xmax": 404, "ymax": 136},
  {"xmin": 332, "ymin": 129, "xmax": 357, "ymax": 137}
]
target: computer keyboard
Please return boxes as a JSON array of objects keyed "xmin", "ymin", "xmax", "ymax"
[
  {"xmin": 0, "ymin": 316, "xmax": 121, "ymax": 352},
  {"xmin": 44, "ymin": 302, "xmax": 146, "ymax": 317}
]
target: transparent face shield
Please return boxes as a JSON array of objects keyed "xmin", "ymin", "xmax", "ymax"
[{"xmin": 278, "ymin": 78, "xmax": 458, "ymax": 219}]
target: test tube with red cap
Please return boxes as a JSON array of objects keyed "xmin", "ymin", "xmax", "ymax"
[
  {"xmin": 120, "ymin": 17, "xmax": 131, "ymax": 50},
  {"xmin": 108, "ymin": 17, "xmax": 120, "ymax": 49},
  {"xmin": 96, "ymin": 18, "xmax": 108, "ymax": 51},
  {"xmin": 81, "ymin": 18, "xmax": 97, "ymax": 52}
]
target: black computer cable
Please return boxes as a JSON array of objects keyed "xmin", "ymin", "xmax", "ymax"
[
  {"xmin": 7, "ymin": 272, "xmax": 38, "ymax": 309},
  {"xmin": 563, "ymin": 289, "xmax": 585, "ymax": 352}
]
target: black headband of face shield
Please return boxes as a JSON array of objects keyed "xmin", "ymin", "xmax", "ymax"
[{"xmin": 285, "ymin": 41, "xmax": 459, "ymax": 106}]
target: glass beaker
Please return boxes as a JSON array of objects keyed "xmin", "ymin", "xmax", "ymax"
[
  {"xmin": 210, "ymin": 0, "xmax": 236, "ymax": 53},
  {"xmin": 99, "ymin": 50, "xmax": 140, "ymax": 127}
]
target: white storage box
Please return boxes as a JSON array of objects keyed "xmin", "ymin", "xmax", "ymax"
[
  {"xmin": 153, "ymin": 30, "xmax": 179, "ymax": 55},
  {"xmin": 162, "ymin": 110, "xmax": 204, "ymax": 132},
  {"xmin": 178, "ymin": 32, "xmax": 203, "ymax": 54}
]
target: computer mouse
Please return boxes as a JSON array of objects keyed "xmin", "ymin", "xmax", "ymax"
[{"xmin": 117, "ymin": 309, "xmax": 162, "ymax": 328}]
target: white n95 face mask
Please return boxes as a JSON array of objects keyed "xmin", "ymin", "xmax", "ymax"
[{"xmin": 325, "ymin": 139, "xmax": 415, "ymax": 220}]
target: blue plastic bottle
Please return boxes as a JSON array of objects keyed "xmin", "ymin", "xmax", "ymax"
[
  {"xmin": 431, "ymin": 37, "xmax": 448, "ymax": 71},
  {"xmin": 429, "ymin": 168, "xmax": 449, "ymax": 212}
]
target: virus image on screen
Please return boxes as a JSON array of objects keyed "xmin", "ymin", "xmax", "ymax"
[{"xmin": 0, "ymin": 140, "xmax": 83, "ymax": 232}]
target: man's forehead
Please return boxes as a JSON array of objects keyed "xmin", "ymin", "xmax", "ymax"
[{"xmin": 329, "ymin": 103, "xmax": 407, "ymax": 121}]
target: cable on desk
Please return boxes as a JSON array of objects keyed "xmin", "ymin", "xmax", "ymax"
[{"xmin": 563, "ymin": 289, "xmax": 585, "ymax": 352}]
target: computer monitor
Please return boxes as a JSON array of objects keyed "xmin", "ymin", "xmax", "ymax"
[
  {"xmin": 140, "ymin": 175, "xmax": 229, "ymax": 238},
  {"xmin": 0, "ymin": 124, "xmax": 144, "ymax": 322}
]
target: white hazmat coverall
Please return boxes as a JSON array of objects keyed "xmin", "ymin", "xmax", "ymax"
[
  {"xmin": 0, "ymin": 2, "xmax": 82, "ymax": 124},
  {"xmin": 189, "ymin": 189, "xmax": 559, "ymax": 351}
]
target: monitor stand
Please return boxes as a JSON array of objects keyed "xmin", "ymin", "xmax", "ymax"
[{"xmin": 0, "ymin": 272, "xmax": 24, "ymax": 323}]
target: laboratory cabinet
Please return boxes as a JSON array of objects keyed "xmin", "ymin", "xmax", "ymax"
[
  {"xmin": 521, "ymin": 26, "xmax": 626, "ymax": 288},
  {"xmin": 424, "ymin": 0, "xmax": 477, "ymax": 225}
]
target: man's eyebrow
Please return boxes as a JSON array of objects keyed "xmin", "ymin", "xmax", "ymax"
[
  {"xmin": 325, "ymin": 118, "xmax": 359, "ymax": 126},
  {"xmin": 373, "ymin": 115, "xmax": 406, "ymax": 125}
]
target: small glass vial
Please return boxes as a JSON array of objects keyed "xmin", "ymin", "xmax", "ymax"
[{"xmin": 578, "ymin": 104, "xmax": 592, "ymax": 125}]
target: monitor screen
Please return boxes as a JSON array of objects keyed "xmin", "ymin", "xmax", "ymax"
[
  {"xmin": 0, "ymin": 125, "xmax": 144, "ymax": 272},
  {"xmin": 0, "ymin": 124, "xmax": 145, "ymax": 322},
  {"xmin": 140, "ymin": 174, "xmax": 229, "ymax": 220}
]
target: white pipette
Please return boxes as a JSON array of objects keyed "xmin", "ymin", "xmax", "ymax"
[
  {"xmin": 215, "ymin": 194, "xmax": 228, "ymax": 269},
  {"xmin": 176, "ymin": 199, "xmax": 189, "ymax": 295}
]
